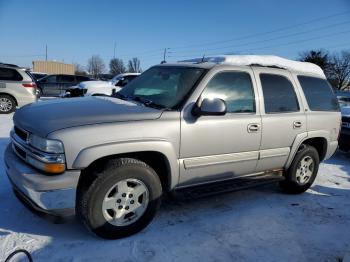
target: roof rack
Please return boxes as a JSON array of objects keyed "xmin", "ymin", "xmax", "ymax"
[{"xmin": 179, "ymin": 55, "xmax": 325, "ymax": 78}]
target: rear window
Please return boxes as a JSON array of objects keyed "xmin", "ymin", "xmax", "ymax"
[
  {"xmin": 298, "ymin": 76, "xmax": 339, "ymax": 111},
  {"xmin": 0, "ymin": 68, "xmax": 23, "ymax": 81},
  {"xmin": 260, "ymin": 74, "xmax": 299, "ymax": 113}
]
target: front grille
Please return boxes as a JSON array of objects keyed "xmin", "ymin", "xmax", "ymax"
[
  {"xmin": 13, "ymin": 143, "xmax": 26, "ymax": 159},
  {"xmin": 14, "ymin": 126, "xmax": 28, "ymax": 142}
]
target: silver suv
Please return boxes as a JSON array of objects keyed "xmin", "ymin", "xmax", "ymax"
[
  {"xmin": 0, "ymin": 64, "xmax": 37, "ymax": 114},
  {"xmin": 4, "ymin": 56, "xmax": 341, "ymax": 239}
]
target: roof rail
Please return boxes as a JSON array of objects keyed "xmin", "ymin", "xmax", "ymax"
[{"xmin": 179, "ymin": 55, "xmax": 325, "ymax": 78}]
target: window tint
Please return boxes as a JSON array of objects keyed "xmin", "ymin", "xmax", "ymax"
[
  {"xmin": 59, "ymin": 75, "xmax": 75, "ymax": 82},
  {"xmin": 298, "ymin": 76, "xmax": 339, "ymax": 111},
  {"xmin": 0, "ymin": 68, "xmax": 23, "ymax": 81},
  {"xmin": 44, "ymin": 75, "xmax": 57, "ymax": 83},
  {"xmin": 202, "ymin": 71, "xmax": 255, "ymax": 113},
  {"xmin": 76, "ymin": 76, "xmax": 90, "ymax": 82},
  {"xmin": 260, "ymin": 74, "xmax": 299, "ymax": 113}
]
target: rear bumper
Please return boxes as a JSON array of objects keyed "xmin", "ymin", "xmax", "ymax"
[
  {"xmin": 339, "ymin": 129, "xmax": 350, "ymax": 150},
  {"xmin": 17, "ymin": 96, "xmax": 37, "ymax": 108},
  {"xmin": 4, "ymin": 144, "xmax": 80, "ymax": 217}
]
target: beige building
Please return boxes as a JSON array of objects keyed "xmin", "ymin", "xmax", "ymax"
[{"xmin": 32, "ymin": 61, "xmax": 75, "ymax": 75}]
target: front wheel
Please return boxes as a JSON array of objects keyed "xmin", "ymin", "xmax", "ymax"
[
  {"xmin": 77, "ymin": 158, "xmax": 162, "ymax": 239},
  {"xmin": 280, "ymin": 145, "xmax": 319, "ymax": 194}
]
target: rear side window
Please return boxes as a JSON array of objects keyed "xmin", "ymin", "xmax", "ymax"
[
  {"xmin": 202, "ymin": 71, "xmax": 255, "ymax": 113},
  {"xmin": 0, "ymin": 68, "xmax": 23, "ymax": 81},
  {"xmin": 59, "ymin": 75, "xmax": 75, "ymax": 82},
  {"xmin": 76, "ymin": 76, "xmax": 90, "ymax": 82},
  {"xmin": 298, "ymin": 76, "xmax": 339, "ymax": 111},
  {"xmin": 260, "ymin": 74, "xmax": 299, "ymax": 113}
]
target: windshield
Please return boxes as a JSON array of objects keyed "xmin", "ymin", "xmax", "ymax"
[{"xmin": 117, "ymin": 66, "xmax": 205, "ymax": 109}]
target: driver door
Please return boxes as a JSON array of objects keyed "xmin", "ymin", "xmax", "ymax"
[{"xmin": 179, "ymin": 68, "xmax": 261, "ymax": 187}]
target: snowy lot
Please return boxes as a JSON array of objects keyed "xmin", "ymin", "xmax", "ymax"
[{"xmin": 0, "ymin": 113, "xmax": 349, "ymax": 262}]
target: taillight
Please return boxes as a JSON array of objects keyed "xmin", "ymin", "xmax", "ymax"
[{"xmin": 22, "ymin": 82, "xmax": 37, "ymax": 88}]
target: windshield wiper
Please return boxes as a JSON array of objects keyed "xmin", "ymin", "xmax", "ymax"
[{"xmin": 132, "ymin": 96, "xmax": 169, "ymax": 110}]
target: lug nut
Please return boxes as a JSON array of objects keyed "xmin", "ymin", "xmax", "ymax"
[
  {"xmin": 129, "ymin": 194, "xmax": 133, "ymax": 198},
  {"xmin": 122, "ymin": 193, "xmax": 126, "ymax": 197},
  {"xmin": 125, "ymin": 206, "xmax": 129, "ymax": 210},
  {"xmin": 130, "ymin": 200, "xmax": 134, "ymax": 204},
  {"xmin": 118, "ymin": 205, "xmax": 123, "ymax": 209},
  {"xmin": 117, "ymin": 199, "xmax": 121, "ymax": 203}
]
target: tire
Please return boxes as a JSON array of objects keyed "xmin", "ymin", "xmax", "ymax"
[
  {"xmin": 77, "ymin": 158, "xmax": 162, "ymax": 239},
  {"xmin": 0, "ymin": 94, "xmax": 16, "ymax": 114},
  {"xmin": 280, "ymin": 145, "xmax": 319, "ymax": 194}
]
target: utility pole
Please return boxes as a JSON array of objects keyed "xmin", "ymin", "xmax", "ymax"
[
  {"xmin": 45, "ymin": 44, "xmax": 48, "ymax": 61},
  {"xmin": 113, "ymin": 42, "xmax": 116, "ymax": 59}
]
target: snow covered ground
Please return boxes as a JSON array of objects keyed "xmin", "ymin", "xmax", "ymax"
[{"xmin": 0, "ymin": 113, "xmax": 349, "ymax": 262}]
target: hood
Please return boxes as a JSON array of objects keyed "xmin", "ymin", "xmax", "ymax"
[{"xmin": 14, "ymin": 96, "xmax": 162, "ymax": 137}]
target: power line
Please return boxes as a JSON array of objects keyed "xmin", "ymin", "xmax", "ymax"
[
  {"xmin": 170, "ymin": 20, "xmax": 350, "ymax": 55},
  {"xmin": 169, "ymin": 10, "xmax": 350, "ymax": 50}
]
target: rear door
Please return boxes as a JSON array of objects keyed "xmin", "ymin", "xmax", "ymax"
[
  {"xmin": 59, "ymin": 75, "xmax": 76, "ymax": 95},
  {"xmin": 253, "ymin": 67, "xmax": 307, "ymax": 171},
  {"xmin": 40, "ymin": 75, "xmax": 59, "ymax": 96}
]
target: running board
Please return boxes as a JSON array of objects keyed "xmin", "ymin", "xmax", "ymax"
[{"xmin": 173, "ymin": 172, "xmax": 285, "ymax": 200}]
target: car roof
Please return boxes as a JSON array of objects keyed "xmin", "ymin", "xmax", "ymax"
[{"xmin": 159, "ymin": 55, "xmax": 325, "ymax": 78}]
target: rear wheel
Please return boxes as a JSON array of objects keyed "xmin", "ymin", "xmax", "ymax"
[
  {"xmin": 0, "ymin": 95, "xmax": 16, "ymax": 114},
  {"xmin": 77, "ymin": 158, "xmax": 162, "ymax": 239},
  {"xmin": 280, "ymin": 145, "xmax": 319, "ymax": 194}
]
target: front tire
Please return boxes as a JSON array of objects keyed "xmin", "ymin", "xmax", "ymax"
[
  {"xmin": 0, "ymin": 94, "xmax": 16, "ymax": 114},
  {"xmin": 280, "ymin": 145, "xmax": 319, "ymax": 194},
  {"xmin": 77, "ymin": 158, "xmax": 162, "ymax": 239}
]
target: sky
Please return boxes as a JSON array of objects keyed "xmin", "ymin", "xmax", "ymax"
[{"xmin": 0, "ymin": 0, "xmax": 350, "ymax": 71}]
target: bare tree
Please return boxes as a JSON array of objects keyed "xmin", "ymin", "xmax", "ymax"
[
  {"xmin": 87, "ymin": 55, "xmax": 105, "ymax": 78},
  {"xmin": 298, "ymin": 49, "xmax": 332, "ymax": 77},
  {"xmin": 328, "ymin": 51, "xmax": 350, "ymax": 90},
  {"xmin": 127, "ymin": 57, "xmax": 142, "ymax": 73},
  {"xmin": 74, "ymin": 63, "xmax": 87, "ymax": 76},
  {"xmin": 109, "ymin": 58, "xmax": 125, "ymax": 75}
]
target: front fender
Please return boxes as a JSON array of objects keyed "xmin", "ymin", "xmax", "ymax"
[{"xmin": 72, "ymin": 139, "xmax": 179, "ymax": 189}]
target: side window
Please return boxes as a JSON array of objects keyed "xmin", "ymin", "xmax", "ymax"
[
  {"xmin": 45, "ymin": 75, "xmax": 57, "ymax": 83},
  {"xmin": 201, "ymin": 71, "xmax": 255, "ymax": 113},
  {"xmin": 59, "ymin": 75, "xmax": 75, "ymax": 82},
  {"xmin": 260, "ymin": 74, "xmax": 299, "ymax": 113},
  {"xmin": 0, "ymin": 68, "xmax": 23, "ymax": 81},
  {"xmin": 297, "ymin": 76, "xmax": 339, "ymax": 111}
]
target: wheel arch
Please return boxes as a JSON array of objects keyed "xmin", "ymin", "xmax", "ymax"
[{"xmin": 0, "ymin": 92, "xmax": 18, "ymax": 106}]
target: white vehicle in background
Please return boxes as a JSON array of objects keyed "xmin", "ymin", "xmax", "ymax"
[{"xmin": 65, "ymin": 73, "xmax": 140, "ymax": 97}]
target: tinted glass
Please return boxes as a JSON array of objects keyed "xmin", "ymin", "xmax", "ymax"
[
  {"xmin": 44, "ymin": 75, "xmax": 57, "ymax": 83},
  {"xmin": 260, "ymin": 74, "xmax": 299, "ymax": 113},
  {"xmin": 202, "ymin": 71, "xmax": 255, "ymax": 113},
  {"xmin": 60, "ymin": 75, "xmax": 75, "ymax": 82},
  {"xmin": 0, "ymin": 68, "xmax": 23, "ymax": 81},
  {"xmin": 298, "ymin": 76, "xmax": 339, "ymax": 111},
  {"xmin": 119, "ymin": 66, "xmax": 205, "ymax": 109},
  {"xmin": 76, "ymin": 76, "xmax": 90, "ymax": 82}
]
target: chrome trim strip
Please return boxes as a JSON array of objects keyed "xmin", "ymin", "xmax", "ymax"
[
  {"xmin": 183, "ymin": 151, "xmax": 259, "ymax": 169},
  {"xmin": 259, "ymin": 147, "xmax": 290, "ymax": 159}
]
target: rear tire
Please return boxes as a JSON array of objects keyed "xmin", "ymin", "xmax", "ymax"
[
  {"xmin": 0, "ymin": 94, "xmax": 16, "ymax": 114},
  {"xmin": 77, "ymin": 158, "xmax": 162, "ymax": 239},
  {"xmin": 280, "ymin": 145, "xmax": 319, "ymax": 194}
]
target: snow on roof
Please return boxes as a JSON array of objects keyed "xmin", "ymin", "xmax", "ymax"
[{"xmin": 180, "ymin": 55, "xmax": 326, "ymax": 78}]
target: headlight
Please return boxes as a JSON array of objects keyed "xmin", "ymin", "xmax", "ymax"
[{"xmin": 29, "ymin": 134, "xmax": 64, "ymax": 153}]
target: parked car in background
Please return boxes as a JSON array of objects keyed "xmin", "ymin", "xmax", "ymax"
[
  {"xmin": 339, "ymin": 106, "xmax": 350, "ymax": 152},
  {"xmin": 0, "ymin": 64, "xmax": 37, "ymax": 114},
  {"xmin": 5, "ymin": 55, "xmax": 341, "ymax": 238},
  {"xmin": 337, "ymin": 95, "xmax": 350, "ymax": 107},
  {"xmin": 30, "ymin": 72, "xmax": 48, "ymax": 81},
  {"xmin": 65, "ymin": 73, "xmax": 140, "ymax": 97},
  {"xmin": 36, "ymin": 74, "xmax": 92, "ymax": 97}
]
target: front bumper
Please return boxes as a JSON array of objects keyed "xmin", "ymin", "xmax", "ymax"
[{"xmin": 4, "ymin": 144, "xmax": 80, "ymax": 217}]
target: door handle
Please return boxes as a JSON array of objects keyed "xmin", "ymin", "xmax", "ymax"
[
  {"xmin": 248, "ymin": 123, "xmax": 260, "ymax": 133},
  {"xmin": 293, "ymin": 121, "xmax": 302, "ymax": 128}
]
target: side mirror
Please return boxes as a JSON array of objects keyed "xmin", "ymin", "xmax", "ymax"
[{"xmin": 192, "ymin": 98, "xmax": 227, "ymax": 116}]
